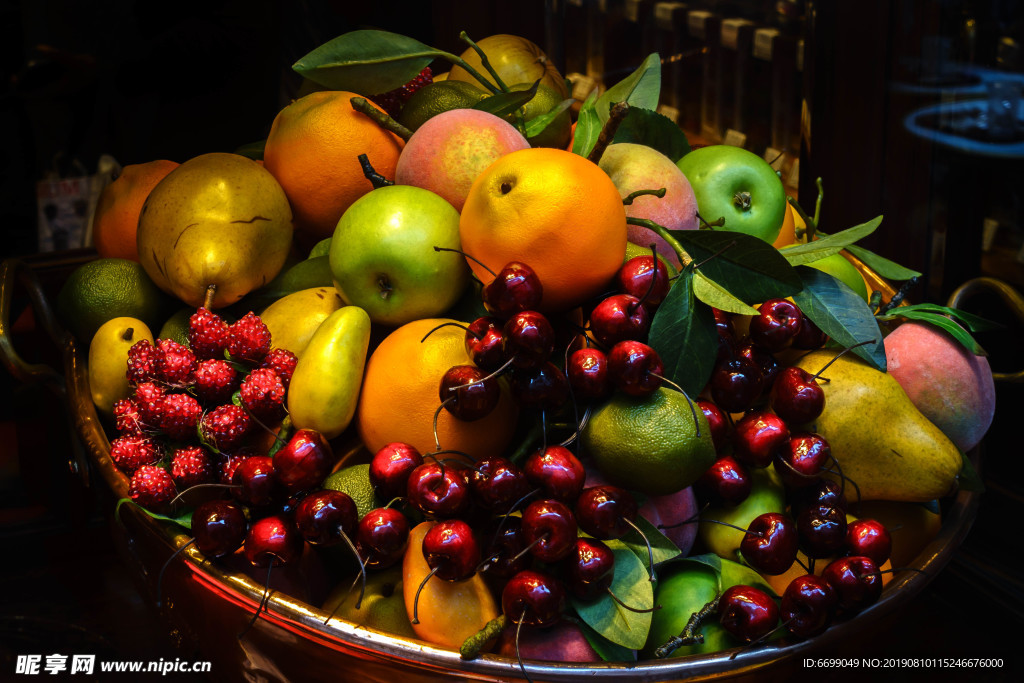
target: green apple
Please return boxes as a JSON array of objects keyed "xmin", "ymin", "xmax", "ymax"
[
  {"xmin": 697, "ymin": 466, "xmax": 786, "ymax": 562},
  {"xmin": 328, "ymin": 185, "xmax": 470, "ymax": 326},
  {"xmin": 806, "ymin": 252, "xmax": 869, "ymax": 301},
  {"xmin": 322, "ymin": 566, "xmax": 417, "ymax": 639},
  {"xmin": 676, "ymin": 145, "xmax": 787, "ymax": 244}
]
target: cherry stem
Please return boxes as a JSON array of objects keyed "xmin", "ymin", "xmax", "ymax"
[
  {"xmin": 238, "ymin": 558, "xmax": 276, "ymax": 639},
  {"xmin": 655, "ymin": 593, "xmax": 719, "ymax": 657},
  {"xmin": 431, "ymin": 397, "xmax": 457, "ymax": 452},
  {"xmin": 420, "ymin": 320, "xmax": 481, "ymax": 343},
  {"xmin": 826, "ymin": 453, "xmax": 862, "ymax": 506},
  {"xmin": 693, "ymin": 239, "xmax": 738, "ymax": 270},
  {"xmin": 810, "ymin": 339, "xmax": 877, "ymax": 382},
  {"xmin": 349, "ymin": 97, "xmax": 412, "ymax": 141},
  {"xmin": 564, "ymin": 343, "xmax": 583, "ymax": 458},
  {"xmin": 587, "ymin": 101, "xmax": 630, "ymax": 166},
  {"xmin": 452, "ymin": 355, "xmax": 515, "ymax": 391},
  {"xmin": 340, "ymin": 530, "xmax": 367, "ymax": 610},
  {"xmin": 433, "ymin": 245, "xmax": 497, "ymax": 278},
  {"xmin": 489, "ymin": 488, "xmax": 541, "ymax": 549},
  {"xmin": 241, "ymin": 404, "xmax": 289, "ymax": 446},
  {"xmin": 623, "ymin": 517, "xmax": 656, "ymax": 582},
  {"xmin": 410, "ymin": 565, "xmax": 441, "ymax": 625},
  {"xmin": 650, "ymin": 372, "xmax": 701, "ymax": 438},
  {"xmin": 795, "ymin": 555, "xmax": 813, "ymax": 574},
  {"xmin": 657, "ymin": 502, "xmax": 709, "ymax": 531},
  {"xmin": 169, "ymin": 482, "xmax": 240, "ymax": 508},
  {"xmin": 622, "ymin": 188, "xmax": 667, "ymax": 205},
  {"xmin": 156, "ymin": 537, "xmax": 196, "ymax": 608},
  {"xmin": 606, "ymin": 587, "xmax": 660, "ymax": 613},
  {"xmin": 728, "ymin": 616, "xmax": 795, "ymax": 661},
  {"xmin": 877, "ymin": 567, "xmax": 927, "ymax": 576},
  {"xmin": 514, "ymin": 605, "xmax": 534, "ymax": 683},
  {"xmin": 509, "ymin": 532, "xmax": 549, "ymax": 564}
]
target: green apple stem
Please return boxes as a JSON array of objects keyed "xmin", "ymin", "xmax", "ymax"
[
  {"xmin": 733, "ymin": 191, "xmax": 752, "ymax": 211},
  {"xmin": 458, "ymin": 31, "xmax": 511, "ymax": 93},
  {"xmin": 357, "ymin": 153, "xmax": 395, "ymax": 189},
  {"xmin": 622, "ymin": 188, "xmax": 667, "ymax": 205},
  {"xmin": 626, "ymin": 217, "xmax": 693, "ymax": 267},
  {"xmin": 460, "ymin": 614, "xmax": 510, "ymax": 660},
  {"xmin": 695, "ymin": 211, "xmax": 727, "ymax": 229},
  {"xmin": 654, "ymin": 594, "xmax": 720, "ymax": 657},
  {"xmin": 587, "ymin": 101, "xmax": 630, "ymax": 165},
  {"xmin": 349, "ymin": 96, "xmax": 413, "ymax": 141},
  {"xmin": 433, "ymin": 245, "xmax": 498, "ymax": 278}
]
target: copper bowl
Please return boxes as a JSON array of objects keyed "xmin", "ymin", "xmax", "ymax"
[{"xmin": 0, "ymin": 255, "xmax": 983, "ymax": 683}]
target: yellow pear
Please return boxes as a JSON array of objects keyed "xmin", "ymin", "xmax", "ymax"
[
  {"xmin": 259, "ymin": 286, "xmax": 345, "ymax": 358},
  {"xmin": 137, "ymin": 152, "xmax": 294, "ymax": 309},
  {"xmin": 795, "ymin": 350, "xmax": 962, "ymax": 503}
]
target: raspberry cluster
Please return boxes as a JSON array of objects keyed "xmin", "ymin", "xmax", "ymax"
[
  {"xmin": 369, "ymin": 66, "xmax": 433, "ymax": 118},
  {"xmin": 110, "ymin": 308, "xmax": 297, "ymax": 514}
]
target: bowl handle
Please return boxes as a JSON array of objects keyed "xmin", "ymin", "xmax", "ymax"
[{"xmin": 947, "ymin": 276, "xmax": 1024, "ymax": 384}]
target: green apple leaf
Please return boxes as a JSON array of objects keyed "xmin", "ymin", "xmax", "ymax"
[
  {"xmin": 474, "ymin": 80, "xmax": 539, "ymax": 118},
  {"xmin": 620, "ymin": 514, "xmax": 682, "ymax": 569},
  {"xmin": 693, "ymin": 272, "xmax": 760, "ymax": 315},
  {"xmin": 844, "ymin": 244, "xmax": 921, "ymax": 280},
  {"xmin": 779, "ymin": 216, "xmax": 883, "ymax": 266},
  {"xmin": 571, "ymin": 88, "xmax": 602, "ymax": 157},
  {"xmin": 571, "ymin": 542, "xmax": 654, "ymax": 649},
  {"xmin": 881, "ymin": 309, "xmax": 986, "ymax": 356},
  {"xmin": 793, "ymin": 266, "xmax": 887, "ymax": 370},
  {"xmin": 648, "ymin": 266, "xmax": 718, "ymax": 398},
  {"xmin": 524, "ymin": 98, "xmax": 575, "ymax": 138},
  {"xmin": 293, "ymin": 30, "xmax": 444, "ymax": 94},
  {"xmin": 574, "ymin": 618, "xmax": 637, "ymax": 662},
  {"xmin": 670, "ymin": 229, "xmax": 803, "ymax": 304},
  {"xmin": 596, "ymin": 53, "xmax": 662, "ymax": 124},
  {"xmin": 610, "ymin": 107, "xmax": 691, "ymax": 162},
  {"xmin": 677, "ymin": 553, "xmax": 723, "ymax": 575}
]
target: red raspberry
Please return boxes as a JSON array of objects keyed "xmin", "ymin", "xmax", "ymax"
[
  {"xmin": 239, "ymin": 368, "xmax": 286, "ymax": 421},
  {"xmin": 133, "ymin": 382, "xmax": 166, "ymax": 425},
  {"xmin": 129, "ymin": 465, "xmax": 178, "ymax": 513},
  {"xmin": 228, "ymin": 312, "xmax": 272, "ymax": 364},
  {"xmin": 370, "ymin": 66, "xmax": 433, "ymax": 118},
  {"xmin": 188, "ymin": 307, "xmax": 231, "ymax": 360},
  {"xmin": 200, "ymin": 404, "xmax": 252, "ymax": 453},
  {"xmin": 218, "ymin": 448, "xmax": 258, "ymax": 485},
  {"xmin": 170, "ymin": 445, "xmax": 216, "ymax": 489},
  {"xmin": 154, "ymin": 338, "xmax": 197, "ymax": 386},
  {"xmin": 154, "ymin": 393, "xmax": 203, "ymax": 441},
  {"xmin": 193, "ymin": 359, "xmax": 239, "ymax": 405},
  {"xmin": 126, "ymin": 339, "xmax": 157, "ymax": 385},
  {"xmin": 110, "ymin": 435, "xmax": 162, "ymax": 474},
  {"xmin": 261, "ymin": 348, "xmax": 298, "ymax": 390},
  {"xmin": 112, "ymin": 398, "xmax": 146, "ymax": 435}
]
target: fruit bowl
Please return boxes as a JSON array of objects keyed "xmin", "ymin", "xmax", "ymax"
[{"xmin": 0, "ymin": 255, "xmax": 982, "ymax": 682}]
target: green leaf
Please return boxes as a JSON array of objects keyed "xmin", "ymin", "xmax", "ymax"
[
  {"xmin": 574, "ymin": 618, "xmax": 636, "ymax": 662},
  {"xmin": 292, "ymin": 30, "xmax": 445, "ymax": 94},
  {"xmin": 234, "ymin": 140, "xmax": 266, "ymax": 161},
  {"xmin": 885, "ymin": 303, "xmax": 1004, "ymax": 333},
  {"xmin": 115, "ymin": 498, "xmax": 193, "ymax": 531},
  {"xmin": 620, "ymin": 515, "xmax": 682, "ymax": 569},
  {"xmin": 648, "ymin": 267, "xmax": 718, "ymax": 398},
  {"xmin": 792, "ymin": 266, "xmax": 887, "ymax": 370},
  {"xmin": 693, "ymin": 272, "xmax": 760, "ymax": 315},
  {"xmin": 571, "ymin": 543, "xmax": 654, "ymax": 649},
  {"xmin": 779, "ymin": 216, "xmax": 883, "ymax": 267},
  {"xmin": 611, "ymin": 107, "xmax": 691, "ymax": 161},
  {"xmin": 474, "ymin": 80, "xmax": 539, "ymax": 118},
  {"xmin": 524, "ymin": 98, "xmax": 575, "ymax": 138},
  {"xmin": 571, "ymin": 88, "xmax": 602, "ymax": 156},
  {"xmin": 268, "ymin": 415, "xmax": 293, "ymax": 458},
  {"xmin": 595, "ymin": 53, "xmax": 662, "ymax": 124},
  {"xmin": 885, "ymin": 309, "xmax": 986, "ymax": 355},
  {"xmin": 844, "ymin": 244, "xmax": 921, "ymax": 280},
  {"xmin": 670, "ymin": 229, "xmax": 803, "ymax": 304},
  {"xmin": 957, "ymin": 449, "xmax": 985, "ymax": 493},
  {"xmin": 677, "ymin": 553, "xmax": 723, "ymax": 575}
]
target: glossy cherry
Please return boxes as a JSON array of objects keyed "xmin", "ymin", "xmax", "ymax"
[
  {"xmin": 369, "ymin": 442, "xmax": 424, "ymax": 501},
  {"xmin": 294, "ymin": 489, "xmax": 358, "ymax": 546},
  {"xmin": 356, "ymin": 507, "xmax": 410, "ymax": 569},
  {"xmin": 781, "ymin": 574, "xmax": 838, "ymax": 638},
  {"xmin": 791, "ymin": 478, "xmax": 848, "ymax": 516},
  {"xmin": 243, "ymin": 514, "xmax": 303, "ymax": 567},
  {"xmin": 712, "ymin": 308, "xmax": 738, "ymax": 362},
  {"xmin": 566, "ymin": 347, "xmax": 611, "ymax": 401},
  {"xmin": 524, "ymin": 446, "xmax": 586, "ymax": 502},
  {"xmin": 732, "ymin": 410, "xmax": 790, "ymax": 468},
  {"xmin": 464, "ymin": 317, "xmax": 507, "ymax": 372},
  {"xmin": 718, "ymin": 584, "xmax": 779, "ymax": 643},
  {"xmin": 821, "ymin": 555, "xmax": 883, "ymax": 612},
  {"xmin": 502, "ymin": 311, "xmax": 556, "ymax": 369},
  {"xmin": 770, "ymin": 366, "xmax": 825, "ymax": 425},
  {"xmin": 774, "ymin": 433, "xmax": 832, "ymax": 489},
  {"xmin": 232, "ymin": 456, "xmax": 281, "ymax": 508},
  {"xmin": 482, "ymin": 261, "xmax": 544, "ymax": 317},
  {"xmin": 792, "ymin": 313, "xmax": 827, "ymax": 350},
  {"xmin": 192, "ymin": 499, "xmax": 247, "ymax": 558},
  {"xmin": 695, "ymin": 455, "xmax": 753, "ymax": 506},
  {"xmin": 845, "ymin": 518, "xmax": 892, "ymax": 566},
  {"xmin": 709, "ymin": 356, "xmax": 763, "ymax": 413},
  {"xmin": 478, "ymin": 515, "xmax": 530, "ymax": 580},
  {"xmin": 575, "ymin": 485, "xmax": 638, "ymax": 539},
  {"xmin": 588, "ymin": 294, "xmax": 651, "ymax": 347},
  {"xmin": 521, "ymin": 498, "xmax": 578, "ymax": 563},
  {"xmin": 617, "ymin": 254, "xmax": 671, "ymax": 310},
  {"xmin": 697, "ymin": 400, "xmax": 729, "ymax": 453},
  {"xmin": 273, "ymin": 429, "xmax": 334, "ymax": 494},
  {"xmin": 508, "ymin": 361, "xmax": 569, "ymax": 411},
  {"xmin": 749, "ymin": 298, "xmax": 804, "ymax": 352},
  {"xmin": 740, "ymin": 512, "xmax": 799, "ymax": 576},
  {"xmin": 438, "ymin": 364, "xmax": 500, "ymax": 421},
  {"xmin": 564, "ymin": 537, "xmax": 615, "ymax": 601},
  {"xmin": 608, "ymin": 340, "xmax": 664, "ymax": 397},
  {"xmin": 502, "ymin": 569, "xmax": 566, "ymax": 627},
  {"xmin": 797, "ymin": 504, "xmax": 848, "ymax": 559},
  {"xmin": 470, "ymin": 456, "xmax": 531, "ymax": 511},
  {"xmin": 422, "ymin": 519, "xmax": 480, "ymax": 581},
  {"xmin": 406, "ymin": 462, "xmax": 471, "ymax": 518},
  {"xmin": 737, "ymin": 337, "xmax": 781, "ymax": 392}
]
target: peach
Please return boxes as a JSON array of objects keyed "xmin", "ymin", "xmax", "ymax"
[
  {"xmin": 495, "ymin": 618, "xmax": 603, "ymax": 662},
  {"xmin": 884, "ymin": 321, "xmax": 995, "ymax": 452},
  {"xmin": 394, "ymin": 109, "xmax": 530, "ymax": 212}
]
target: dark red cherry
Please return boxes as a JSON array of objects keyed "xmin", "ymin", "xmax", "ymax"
[
  {"xmin": 695, "ymin": 455, "xmax": 753, "ymax": 506},
  {"xmin": 566, "ymin": 347, "xmax": 611, "ymax": 401},
  {"xmin": 294, "ymin": 489, "xmax": 358, "ymax": 546},
  {"xmin": 369, "ymin": 442, "xmax": 424, "ymax": 501},
  {"xmin": 192, "ymin": 499, "xmax": 247, "ymax": 558},
  {"xmin": 465, "ymin": 316, "xmax": 507, "ymax": 373},
  {"xmin": 356, "ymin": 507, "xmax": 410, "ymax": 569},
  {"xmin": 273, "ymin": 429, "xmax": 334, "ymax": 494},
  {"xmin": 482, "ymin": 262, "xmax": 544, "ymax": 316},
  {"xmin": 770, "ymin": 366, "xmax": 825, "ymax": 425},
  {"xmin": 845, "ymin": 519, "xmax": 892, "ymax": 566},
  {"xmin": 509, "ymin": 361, "xmax": 569, "ymax": 411},
  {"xmin": 797, "ymin": 504, "xmax": 848, "ymax": 559},
  {"xmin": 438, "ymin": 364, "xmax": 500, "ymax": 421},
  {"xmin": 406, "ymin": 462, "xmax": 471, "ymax": 518},
  {"xmin": 749, "ymin": 298, "xmax": 804, "ymax": 352},
  {"xmin": 712, "ymin": 308, "xmax": 738, "ymax": 362},
  {"xmin": 575, "ymin": 485, "xmax": 638, "ymax": 539},
  {"xmin": 478, "ymin": 515, "xmax": 530, "ymax": 580},
  {"xmin": 521, "ymin": 498, "xmax": 577, "ymax": 563},
  {"xmin": 243, "ymin": 514, "xmax": 303, "ymax": 567},
  {"xmin": 232, "ymin": 456, "xmax": 282, "ymax": 508},
  {"xmin": 740, "ymin": 512, "xmax": 799, "ymax": 576},
  {"xmin": 774, "ymin": 433, "xmax": 832, "ymax": 488},
  {"xmin": 589, "ymin": 294, "xmax": 651, "ymax": 347},
  {"xmin": 608, "ymin": 340, "xmax": 664, "ymax": 397},
  {"xmin": 821, "ymin": 556, "xmax": 883, "ymax": 612},
  {"xmin": 697, "ymin": 400, "xmax": 729, "ymax": 453},
  {"xmin": 422, "ymin": 519, "xmax": 480, "ymax": 581},
  {"xmin": 718, "ymin": 584, "xmax": 779, "ymax": 643},
  {"xmin": 564, "ymin": 537, "xmax": 615, "ymax": 601},
  {"xmin": 502, "ymin": 569, "xmax": 566, "ymax": 627},
  {"xmin": 732, "ymin": 410, "xmax": 790, "ymax": 468},
  {"xmin": 792, "ymin": 478, "xmax": 848, "ymax": 515},
  {"xmin": 737, "ymin": 337, "xmax": 781, "ymax": 392},
  {"xmin": 524, "ymin": 445, "xmax": 586, "ymax": 502},
  {"xmin": 616, "ymin": 254, "xmax": 671, "ymax": 310},
  {"xmin": 792, "ymin": 313, "xmax": 827, "ymax": 350},
  {"xmin": 502, "ymin": 311, "xmax": 556, "ymax": 369},
  {"xmin": 709, "ymin": 356, "xmax": 763, "ymax": 413},
  {"xmin": 470, "ymin": 456, "xmax": 531, "ymax": 511},
  {"xmin": 781, "ymin": 574, "xmax": 838, "ymax": 637}
]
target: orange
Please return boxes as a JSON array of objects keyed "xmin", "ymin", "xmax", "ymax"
[
  {"xmin": 772, "ymin": 200, "xmax": 798, "ymax": 249},
  {"xmin": 92, "ymin": 160, "xmax": 179, "ymax": 261},
  {"xmin": 356, "ymin": 318, "xmax": 519, "ymax": 462},
  {"xmin": 459, "ymin": 148, "xmax": 627, "ymax": 312},
  {"xmin": 263, "ymin": 90, "xmax": 405, "ymax": 242}
]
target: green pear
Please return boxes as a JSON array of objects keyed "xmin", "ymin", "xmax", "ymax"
[
  {"xmin": 322, "ymin": 566, "xmax": 417, "ymax": 639},
  {"xmin": 698, "ymin": 466, "xmax": 786, "ymax": 563},
  {"xmin": 795, "ymin": 350, "xmax": 962, "ymax": 502}
]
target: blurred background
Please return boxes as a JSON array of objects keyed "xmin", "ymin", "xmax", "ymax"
[{"xmin": 1, "ymin": 1, "xmax": 1022, "ymax": 680}]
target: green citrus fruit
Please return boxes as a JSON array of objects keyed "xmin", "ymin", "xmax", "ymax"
[
  {"xmin": 397, "ymin": 80, "xmax": 489, "ymax": 132},
  {"xmin": 157, "ymin": 307, "xmax": 193, "ymax": 346},
  {"xmin": 322, "ymin": 463, "xmax": 382, "ymax": 519},
  {"xmin": 581, "ymin": 387, "xmax": 715, "ymax": 496},
  {"xmin": 57, "ymin": 258, "xmax": 171, "ymax": 343},
  {"xmin": 508, "ymin": 82, "xmax": 571, "ymax": 149}
]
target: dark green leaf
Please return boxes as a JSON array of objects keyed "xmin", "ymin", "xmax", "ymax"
[
  {"xmin": 234, "ymin": 140, "xmax": 266, "ymax": 161},
  {"xmin": 779, "ymin": 216, "xmax": 883, "ymax": 267},
  {"xmin": 692, "ymin": 272, "xmax": 759, "ymax": 315},
  {"xmin": 571, "ymin": 89, "xmax": 602, "ymax": 157},
  {"xmin": 115, "ymin": 498, "xmax": 193, "ymax": 531},
  {"xmin": 957, "ymin": 449, "xmax": 985, "ymax": 493},
  {"xmin": 844, "ymin": 244, "xmax": 921, "ymax": 280},
  {"xmin": 885, "ymin": 303, "xmax": 1004, "ymax": 333},
  {"xmin": 292, "ymin": 30, "xmax": 445, "ymax": 94},
  {"xmin": 574, "ymin": 617, "xmax": 636, "ymax": 662},
  {"xmin": 571, "ymin": 543, "xmax": 654, "ymax": 649},
  {"xmin": 524, "ymin": 98, "xmax": 574, "ymax": 138},
  {"xmin": 793, "ymin": 267, "xmax": 887, "ymax": 370},
  {"xmin": 679, "ymin": 553, "xmax": 723, "ymax": 575},
  {"xmin": 596, "ymin": 53, "xmax": 662, "ymax": 124},
  {"xmin": 620, "ymin": 515, "xmax": 682, "ymax": 569},
  {"xmin": 473, "ymin": 80, "xmax": 539, "ymax": 118},
  {"xmin": 648, "ymin": 267, "xmax": 718, "ymax": 398},
  {"xmin": 611, "ymin": 107, "xmax": 691, "ymax": 161},
  {"xmin": 670, "ymin": 229, "xmax": 803, "ymax": 304},
  {"xmin": 886, "ymin": 309, "xmax": 986, "ymax": 355}
]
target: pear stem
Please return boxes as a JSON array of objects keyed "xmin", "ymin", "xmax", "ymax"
[
  {"xmin": 587, "ymin": 101, "xmax": 630, "ymax": 166},
  {"xmin": 203, "ymin": 285, "xmax": 217, "ymax": 311},
  {"xmin": 349, "ymin": 97, "xmax": 413, "ymax": 141}
]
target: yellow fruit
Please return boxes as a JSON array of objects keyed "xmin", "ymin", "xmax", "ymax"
[
  {"xmin": 446, "ymin": 34, "xmax": 569, "ymax": 99},
  {"xmin": 88, "ymin": 317, "xmax": 153, "ymax": 415},
  {"xmin": 459, "ymin": 148, "xmax": 627, "ymax": 312},
  {"xmin": 855, "ymin": 500, "xmax": 942, "ymax": 569},
  {"xmin": 259, "ymin": 286, "xmax": 345, "ymax": 357},
  {"xmin": 772, "ymin": 201, "xmax": 798, "ymax": 249},
  {"xmin": 92, "ymin": 160, "xmax": 179, "ymax": 262},
  {"xmin": 356, "ymin": 318, "xmax": 518, "ymax": 462}
]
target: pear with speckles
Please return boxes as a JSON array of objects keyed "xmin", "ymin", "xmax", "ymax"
[
  {"xmin": 794, "ymin": 350, "xmax": 962, "ymax": 503},
  {"xmin": 137, "ymin": 152, "xmax": 294, "ymax": 309}
]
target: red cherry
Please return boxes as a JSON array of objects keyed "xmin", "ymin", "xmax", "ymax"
[
  {"xmin": 294, "ymin": 489, "xmax": 358, "ymax": 546},
  {"xmin": 406, "ymin": 462, "xmax": 471, "ymax": 518},
  {"xmin": 521, "ymin": 498, "xmax": 578, "ymax": 563},
  {"xmin": 718, "ymin": 584, "xmax": 779, "ymax": 643},
  {"xmin": 575, "ymin": 485, "xmax": 639, "ymax": 539},
  {"xmin": 845, "ymin": 518, "xmax": 892, "ymax": 566},
  {"xmin": 749, "ymin": 298, "xmax": 804, "ymax": 352},
  {"xmin": 774, "ymin": 432, "xmax": 832, "ymax": 488},
  {"xmin": 356, "ymin": 507, "xmax": 410, "ymax": 569},
  {"xmin": 566, "ymin": 347, "xmax": 611, "ymax": 401},
  {"xmin": 509, "ymin": 361, "xmax": 569, "ymax": 412},
  {"xmin": 482, "ymin": 262, "xmax": 544, "ymax": 316},
  {"xmin": 564, "ymin": 537, "xmax": 615, "ymax": 601},
  {"xmin": 821, "ymin": 555, "xmax": 883, "ymax": 613},
  {"xmin": 502, "ymin": 569, "xmax": 566, "ymax": 627},
  {"xmin": 709, "ymin": 356, "xmax": 763, "ymax": 413},
  {"xmin": 740, "ymin": 512, "xmax": 799, "ymax": 576},
  {"xmin": 616, "ymin": 254, "xmax": 671, "ymax": 310},
  {"xmin": 695, "ymin": 455, "xmax": 753, "ymax": 506},
  {"xmin": 770, "ymin": 366, "xmax": 825, "ymax": 425},
  {"xmin": 781, "ymin": 574, "xmax": 838, "ymax": 637},
  {"xmin": 697, "ymin": 400, "xmax": 729, "ymax": 453},
  {"xmin": 607, "ymin": 340, "xmax": 664, "ymax": 397},
  {"xmin": 524, "ymin": 445, "xmax": 586, "ymax": 502},
  {"xmin": 732, "ymin": 410, "xmax": 790, "ymax": 468},
  {"xmin": 422, "ymin": 519, "xmax": 480, "ymax": 581},
  {"xmin": 438, "ymin": 364, "xmax": 500, "ymax": 421},
  {"xmin": 243, "ymin": 515, "xmax": 303, "ymax": 567},
  {"xmin": 589, "ymin": 294, "xmax": 651, "ymax": 347},
  {"xmin": 369, "ymin": 442, "xmax": 424, "ymax": 501},
  {"xmin": 465, "ymin": 316, "xmax": 507, "ymax": 372},
  {"xmin": 273, "ymin": 429, "xmax": 334, "ymax": 495},
  {"xmin": 192, "ymin": 500, "xmax": 247, "ymax": 558},
  {"xmin": 503, "ymin": 311, "xmax": 556, "ymax": 369}
]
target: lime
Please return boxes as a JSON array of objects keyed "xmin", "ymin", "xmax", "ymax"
[
  {"xmin": 508, "ymin": 82, "xmax": 571, "ymax": 149},
  {"xmin": 322, "ymin": 463, "xmax": 383, "ymax": 519},
  {"xmin": 581, "ymin": 387, "xmax": 715, "ymax": 496},
  {"xmin": 57, "ymin": 258, "xmax": 171, "ymax": 343},
  {"xmin": 158, "ymin": 307, "xmax": 193, "ymax": 346},
  {"xmin": 397, "ymin": 80, "xmax": 489, "ymax": 132},
  {"xmin": 88, "ymin": 316, "xmax": 154, "ymax": 415}
]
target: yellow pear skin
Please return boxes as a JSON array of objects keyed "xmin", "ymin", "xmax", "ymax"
[
  {"xmin": 260, "ymin": 286, "xmax": 345, "ymax": 358},
  {"xmin": 795, "ymin": 350, "xmax": 962, "ymax": 503},
  {"xmin": 287, "ymin": 306, "xmax": 371, "ymax": 439}
]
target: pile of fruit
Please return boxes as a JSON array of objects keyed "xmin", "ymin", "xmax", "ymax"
[{"xmin": 60, "ymin": 28, "xmax": 998, "ymax": 673}]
